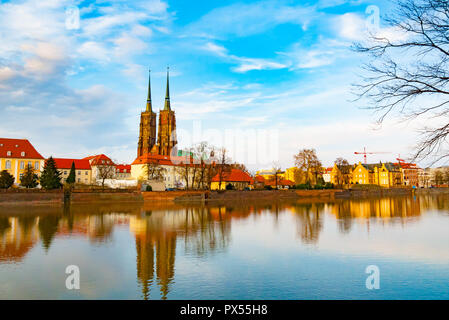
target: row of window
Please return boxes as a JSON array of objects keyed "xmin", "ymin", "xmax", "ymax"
[
  {"xmin": 3, "ymin": 160, "xmax": 39, "ymax": 170},
  {"xmin": 62, "ymin": 170, "xmax": 89, "ymax": 176},
  {"xmin": 4, "ymin": 151, "xmax": 27, "ymax": 157}
]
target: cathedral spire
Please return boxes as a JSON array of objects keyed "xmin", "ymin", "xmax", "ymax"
[
  {"xmin": 164, "ymin": 66, "xmax": 171, "ymax": 111},
  {"xmin": 146, "ymin": 68, "xmax": 152, "ymax": 112}
]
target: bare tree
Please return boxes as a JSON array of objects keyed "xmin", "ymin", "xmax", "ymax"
[
  {"xmin": 354, "ymin": 0, "xmax": 449, "ymax": 164},
  {"xmin": 144, "ymin": 161, "xmax": 165, "ymax": 182},
  {"xmin": 215, "ymin": 147, "xmax": 232, "ymax": 190},
  {"xmin": 96, "ymin": 164, "xmax": 116, "ymax": 190},
  {"xmin": 294, "ymin": 149, "xmax": 322, "ymax": 185},
  {"xmin": 272, "ymin": 162, "xmax": 283, "ymax": 190},
  {"xmin": 335, "ymin": 157, "xmax": 352, "ymax": 186}
]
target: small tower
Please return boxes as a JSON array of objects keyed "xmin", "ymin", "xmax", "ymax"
[
  {"xmin": 155, "ymin": 67, "xmax": 178, "ymax": 156},
  {"xmin": 137, "ymin": 68, "xmax": 157, "ymax": 157}
]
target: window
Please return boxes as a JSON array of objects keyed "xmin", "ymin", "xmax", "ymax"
[
  {"xmin": 64, "ymin": 171, "xmax": 67, "ymax": 175},
  {"xmin": 35, "ymin": 162, "xmax": 39, "ymax": 170},
  {"xmin": 6, "ymin": 151, "xmax": 11, "ymax": 156},
  {"xmin": 102, "ymin": 160, "xmax": 105, "ymax": 164},
  {"xmin": 20, "ymin": 173, "xmax": 23, "ymax": 179},
  {"xmin": 78, "ymin": 178, "xmax": 81, "ymax": 182},
  {"xmin": 28, "ymin": 161, "xmax": 32, "ymax": 168},
  {"xmin": 20, "ymin": 161, "xmax": 24, "ymax": 169},
  {"xmin": 124, "ymin": 169, "xmax": 127, "ymax": 173},
  {"xmin": 78, "ymin": 171, "xmax": 81, "ymax": 175},
  {"xmin": 21, "ymin": 152, "xmax": 25, "ymax": 157},
  {"xmin": 5, "ymin": 160, "xmax": 11, "ymax": 169},
  {"xmin": 85, "ymin": 171, "xmax": 88, "ymax": 175}
]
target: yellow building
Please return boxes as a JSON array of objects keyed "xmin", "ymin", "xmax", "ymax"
[
  {"xmin": 284, "ymin": 167, "xmax": 299, "ymax": 184},
  {"xmin": 351, "ymin": 162, "xmax": 403, "ymax": 187},
  {"xmin": 53, "ymin": 158, "xmax": 93, "ymax": 184},
  {"xmin": 0, "ymin": 138, "xmax": 45, "ymax": 185},
  {"xmin": 256, "ymin": 169, "xmax": 285, "ymax": 181}
]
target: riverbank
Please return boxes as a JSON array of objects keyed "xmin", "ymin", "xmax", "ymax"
[{"xmin": 1, "ymin": 187, "xmax": 448, "ymax": 205}]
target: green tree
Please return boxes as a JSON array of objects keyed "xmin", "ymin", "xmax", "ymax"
[
  {"xmin": 20, "ymin": 164, "xmax": 38, "ymax": 188},
  {"xmin": 66, "ymin": 161, "xmax": 76, "ymax": 184},
  {"xmin": 40, "ymin": 157, "xmax": 62, "ymax": 190},
  {"xmin": 0, "ymin": 170, "xmax": 15, "ymax": 189}
]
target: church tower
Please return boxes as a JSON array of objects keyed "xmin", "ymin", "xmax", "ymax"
[
  {"xmin": 137, "ymin": 69, "xmax": 157, "ymax": 157},
  {"xmin": 154, "ymin": 68, "xmax": 177, "ymax": 156}
]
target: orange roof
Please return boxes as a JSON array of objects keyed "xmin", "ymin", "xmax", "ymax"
[
  {"xmin": 131, "ymin": 153, "xmax": 199, "ymax": 167},
  {"xmin": 324, "ymin": 167, "xmax": 333, "ymax": 173},
  {"xmin": 0, "ymin": 138, "xmax": 44, "ymax": 159},
  {"xmin": 53, "ymin": 158, "xmax": 91, "ymax": 170},
  {"xmin": 83, "ymin": 154, "xmax": 114, "ymax": 166},
  {"xmin": 211, "ymin": 169, "xmax": 253, "ymax": 183},
  {"xmin": 116, "ymin": 164, "xmax": 131, "ymax": 173},
  {"xmin": 254, "ymin": 175, "xmax": 266, "ymax": 183}
]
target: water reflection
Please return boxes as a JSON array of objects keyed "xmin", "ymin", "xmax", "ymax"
[{"xmin": 0, "ymin": 194, "xmax": 448, "ymax": 299}]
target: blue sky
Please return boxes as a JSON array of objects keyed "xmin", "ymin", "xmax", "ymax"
[{"xmin": 0, "ymin": 0, "xmax": 427, "ymax": 169}]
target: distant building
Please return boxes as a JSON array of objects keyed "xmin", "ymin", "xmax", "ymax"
[
  {"xmin": 53, "ymin": 158, "xmax": 92, "ymax": 184},
  {"xmin": 0, "ymin": 138, "xmax": 45, "ymax": 185},
  {"xmin": 83, "ymin": 154, "xmax": 116, "ymax": 182},
  {"xmin": 116, "ymin": 164, "xmax": 132, "ymax": 179},
  {"xmin": 396, "ymin": 162, "xmax": 419, "ymax": 187},
  {"xmin": 211, "ymin": 169, "xmax": 253, "ymax": 190},
  {"xmin": 323, "ymin": 167, "xmax": 333, "ymax": 183},
  {"xmin": 351, "ymin": 162, "xmax": 403, "ymax": 187}
]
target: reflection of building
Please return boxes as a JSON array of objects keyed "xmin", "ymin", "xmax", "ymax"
[
  {"xmin": 0, "ymin": 138, "xmax": 45, "ymax": 185},
  {"xmin": 0, "ymin": 216, "xmax": 39, "ymax": 263}
]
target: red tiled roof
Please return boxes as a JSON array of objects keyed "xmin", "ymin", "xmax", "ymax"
[
  {"xmin": 131, "ymin": 153, "xmax": 200, "ymax": 167},
  {"xmin": 0, "ymin": 138, "xmax": 44, "ymax": 159},
  {"xmin": 83, "ymin": 154, "xmax": 114, "ymax": 166},
  {"xmin": 53, "ymin": 158, "xmax": 91, "ymax": 170},
  {"xmin": 211, "ymin": 169, "xmax": 253, "ymax": 183},
  {"xmin": 254, "ymin": 175, "xmax": 266, "ymax": 183},
  {"xmin": 116, "ymin": 164, "xmax": 131, "ymax": 173},
  {"xmin": 324, "ymin": 167, "xmax": 333, "ymax": 173}
]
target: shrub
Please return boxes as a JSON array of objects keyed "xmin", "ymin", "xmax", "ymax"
[
  {"xmin": 264, "ymin": 185, "xmax": 273, "ymax": 190},
  {"xmin": 226, "ymin": 183, "xmax": 234, "ymax": 190},
  {"xmin": 146, "ymin": 185, "xmax": 152, "ymax": 191},
  {"xmin": 0, "ymin": 170, "xmax": 15, "ymax": 189}
]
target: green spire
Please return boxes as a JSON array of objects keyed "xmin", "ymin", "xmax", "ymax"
[
  {"xmin": 146, "ymin": 68, "xmax": 152, "ymax": 112},
  {"xmin": 164, "ymin": 66, "xmax": 171, "ymax": 111}
]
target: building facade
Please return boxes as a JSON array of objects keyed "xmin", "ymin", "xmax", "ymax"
[
  {"xmin": 0, "ymin": 138, "xmax": 45, "ymax": 185},
  {"xmin": 53, "ymin": 158, "xmax": 92, "ymax": 184}
]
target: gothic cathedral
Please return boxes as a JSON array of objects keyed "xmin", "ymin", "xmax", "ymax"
[{"xmin": 137, "ymin": 68, "xmax": 177, "ymax": 158}]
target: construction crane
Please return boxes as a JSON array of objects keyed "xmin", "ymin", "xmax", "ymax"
[{"xmin": 354, "ymin": 147, "xmax": 391, "ymax": 164}]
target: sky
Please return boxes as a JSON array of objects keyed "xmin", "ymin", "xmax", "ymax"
[{"xmin": 0, "ymin": 0, "xmax": 433, "ymax": 169}]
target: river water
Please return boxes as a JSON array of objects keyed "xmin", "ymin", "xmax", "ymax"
[{"xmin": 0, "ymin": 194, "xmax": 448, "ymax": 299}]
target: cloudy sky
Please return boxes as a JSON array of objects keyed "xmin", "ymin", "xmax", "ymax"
[{"xmin": 0, "ymin": 0, "xmax": 430, "ymax": 169}]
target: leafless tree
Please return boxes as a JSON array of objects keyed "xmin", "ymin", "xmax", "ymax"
[
  {"xmin": 96, "ymin": 163, "xmax": 116, "ymax": 190},
  {"xmin": 144, "ymin": 161, "xmax": 165, "ymax": 182},
  {"xmin": 215, "ymin": 147, "xmax": 232, "ymax": 190},
  {"xmin": 272, "ymin": 162, "xmax": 283, "ymax": 189},
  {"xmin": 294, "ymin": 149, "xmax": 322, "ymax": 184},
  {"xmin": 335, "ymin": 157, "xmax": 352, "ymax": 186},
  {"xmin": 354, "ymin": 0, "xmax": 449, "ymax": 164}
]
